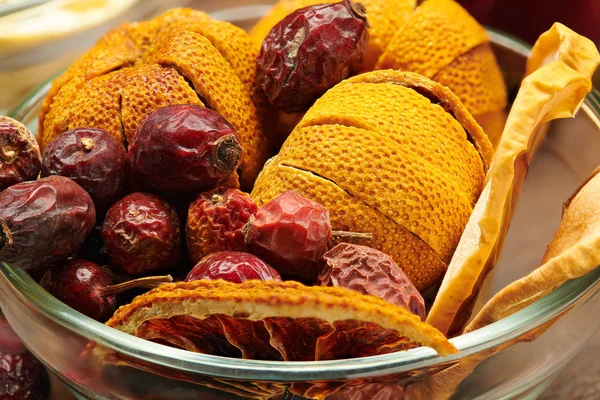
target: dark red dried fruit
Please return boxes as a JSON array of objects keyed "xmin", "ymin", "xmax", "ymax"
[
  {"xmin": 0, "ymin": 116, "xmax": 41, "ymax": 192},
  {"xmin": 102, "ymin": 193, "xmax": 181, "ymax": 275},
  {"xmin": 244, "ymin": 190, "xmax": 331, "ymax": 282},
  {"xmin": 40, "ymin": 259, "xmax": 173, "ymax": 321},
  {"xmin": 128, "ymin": 105, "xmax": 243, "ymax": 196},
  {"xmin": 256, "ymin": 0, "xmax": 369, "ymax": 113},
  {"xmin": 41, "ymin": 127, "xmax": 127, "ymax": 213},
  {"xmin": 0, "ymin": 352, "xmax": 50, "ymax": 400},
  {"xmin": 317, "ymin": 243, "xmax": 426, "ymax": 320},
  {"xmin": 185, "ymin": 251, "xmax": 281, "ymax": 284},
  {"xmin": 0, "ymin": 176, "xmax": 95, "ymax": 270},
  {"xmin": 186, "ymin": 189, "xmax": 258, "ymax": 264}
]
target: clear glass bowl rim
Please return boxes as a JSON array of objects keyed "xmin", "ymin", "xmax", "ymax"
[{"xmin": 2, "ymin": 28, "xmax": 600, "ymax": 383}]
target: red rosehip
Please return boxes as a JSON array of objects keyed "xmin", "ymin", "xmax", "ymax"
[
  {"xmin": 256, "ymin": 0, "xmax": 369, "ymax": 113},
  {"xmin": 0, "ymin": 176, "xmax": 95, "ymax": 270},
  {"xmin": 318, "ymin": 243, "xmax": 426, "ymax": 320},
  {"xmin": 184, "ymin": 251, "xmax": 281, "ymax": 284},
  {"xmin": 41, "ymin": 127, "xmax": 127, "ymax": 213},
  {"xmin": 186, "ymin": 189, "xmax": 258, "ymax": 264},
  {"xmin": 102, "ymin": 193, "xmax": 180, "ymax": 275},
  {"xmin": 0, "ymin": 352, "xmax": 50, "ymax": 400},
  {"xmin": 127, "ymin": 105, "xmax": 243, "ymax": 196},
  {"xmin": 0, "ymin": 117, "xmax": 41, "ymax": 192}
]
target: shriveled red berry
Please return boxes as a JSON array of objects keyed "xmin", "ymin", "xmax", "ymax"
[
  {"xmin": 186, "ymin": 189, "xmax": 258, "ymax": 264},
  {"xmin": 185, "ymin": 251, "xmax": 281, "ymax": 283},
  {"xmin": 41, "ymin": 128, "xmax": 127, "ymax": 213},
  {"xmin": 0, "ymin": 176, "xmax": 95, "ymax": 270},
  {"xmin": 244, "ymin": 190, "xmax": 331, "ymax": 282},
  {"xmin": 317, "ymin": 243, "xmax": 426, "ymax": 320},
  {"xmin": 102, "ymin": 193, "xmax": 181, "ymax": 275},
  {"xmin": 0, "ymin": 116, "xmax": 41, "ymax": 192},
  {"xmin": 256, "ymin": 0, "xmax": 369, "ymax": 113},
  {"xmin": 128, "ymin": 105, "xmax": 243, "ymax": 196},
  {"xmin": 0, "ymin": 352, "xmax": 50, "ymax": 400},
  {"xmin": 40, "ymin": 259, "xmax": 173, "ymax": 321}
]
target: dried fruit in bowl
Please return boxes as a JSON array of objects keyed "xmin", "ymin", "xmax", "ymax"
[
  {"xmin": 250, "ymin": 0, "xmax": 507, "ymax": 144},
  {"xmin": 39, "ymin": 8, "xmax": 268, "ymax": 189},
  {"xmin": 426, "ymin": 23, "xmax": 600, "ymax": 338},
  {"xmin": 104, "ymin": 280, "xmax": 457, "ymax": 363},
  {"xmin": 252, "ymin": 71, "xmax": 493, "ymax": 291},
  {"xmin": 0, "ymin": 117, "xmax": 41, "ymax": 192}
]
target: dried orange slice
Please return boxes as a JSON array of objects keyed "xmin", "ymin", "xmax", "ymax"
[
  {"xmin": 106, "ymin": 280, "xmax": 457, "ymax": 359},
  {"xmin": 39, "ymin": 8, "xmax": 268, "ymax": 188},
  {"xmin": 252, "ymin": 71, "xmax": 492, "ymax": 291},
  {"xmin": 427, "ymin": 23, "xmax": 600, "ymax": 337}
]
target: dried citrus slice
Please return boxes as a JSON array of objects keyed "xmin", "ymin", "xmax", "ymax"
[
  {"xmin": 39, "ymin": 8, "xmax": 268, "ymax": 188},
  {"xmin": 252, "ymin": 70, "xmax": 492, "ymax": 291},
  {"xmin": 426, "ymin": 23, "xmax": 600, "ymax": 337},
  {"xmin": 106, "ymin": 280, "xmax": 457, "ymax": 359},
  {"xmin": 249, "ymin": 0, "xmax": 416, "ymax": 70}
]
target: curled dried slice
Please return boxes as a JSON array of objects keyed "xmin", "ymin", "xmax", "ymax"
[
  {"xmin": 424, "ymin": 19, "xmax": 600, "ymax": 345},
  {"xmin": 106, "ymin": 280, "xmax": 457, "ymax": 358}
]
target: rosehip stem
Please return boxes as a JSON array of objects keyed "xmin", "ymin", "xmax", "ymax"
[
  {"xmin": 346, "ymin": 0, "xmax": 367, "ymax": 22},
  {"xmin": 212, "ymin": 134, "xmax": 242, "ymax": 174},
  {"xmin": 0, "ymin": 219, "xmax": 12, "ymax": 257},
  {"xmin": 99, "ymin": 275, "xmax": 173, "ymax": 297},
  {"xmin": 329, "ymin": 230, "xmax": 372, "ymax": 248}
]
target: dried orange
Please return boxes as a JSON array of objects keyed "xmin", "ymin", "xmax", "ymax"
[
  {"xmin": 105, "ymin": 280, "xmax": 457, "ymax": 360},
  {"xmin": 39, "ymin": 8, "xmax": 268, "ymax": 188},
  {"xmin": 252, "ymin": 71, "xmax": 492, "ymax": 291}
]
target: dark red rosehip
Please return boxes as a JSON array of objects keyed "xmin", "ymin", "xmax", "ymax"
[
  {"xmin": 41, "ymin": 127, "xmax": 127, "ymax": 213},
  {"xmin": 0, "ymin": 176, "xmax": 95, "ymax": 270},
  {"xmin": 186, "ymin": 189, "xmax": 258, "ymax": 264},
  {"xmin": 244, "ymin": 190, "xmax": 331, "ymax": 282},
  {"xmin": 318, "ymin": 243, "xmax": 426, "ymax": 320},
  {"xmin": 40, "ymin": 259, "xmax": 173, "ymax": 321},
  {"xmin": 0, "ymin": 352, "xmax": 50, "ymax": 400},
  {"xmin": 256, "ymin": 0, "xmax": 369, "ymax": 113},
  {"xmin": 0, "ymin": 116, "xmax": 41, "ymax": 192},
  {"xmin": 128, "ymin": 105, "xmax": 243, "ymax": 196},
  {"xmin": 102, "ymin": 193, "xmax": 181, "ymax": 275},
  {"xmin": 184, "ymin": 251, "xmax": 281, "ymax": 283}
]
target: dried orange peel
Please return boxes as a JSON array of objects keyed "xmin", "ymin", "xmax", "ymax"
[
  {"xmin": 250, "ymin": 0, "xmax": 507, "ymax": 142},
  {"xmin": 39, "ymin": 8, "xmax": 268, "ymax": 188},
  {"xmin": 427, "ymin": 23, "xmax": 600, "ymax": 337},
  {"xmin": 105, "ymin": 280, "xmax": 457, "ymax": 359},
  {"xmin": 252, "ymin": 70, "xmax": 492, "ymax": 291}
]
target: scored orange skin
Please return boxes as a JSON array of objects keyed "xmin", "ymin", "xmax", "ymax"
[
  {"xmin": 106, "ymin": 279, "xmax": 457, "ymax": 357},
  {"xmin": 39, "ymin": 8, "xmax": 268, "ymax": 188},
  {"xmin": 252, "ymin": 162, "xmax": 448, "ymax": 291}
]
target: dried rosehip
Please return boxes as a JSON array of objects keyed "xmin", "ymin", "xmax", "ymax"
[
  {"xmin": 41, "ymin": 127, "xmax": 127, "ymax": 213},
  {"xmin": 102, "ymin": 193, "xmax": 181, "ymax": 275},
  {"xmin": 186, "ymin": 189, "xmax": 258, "ymax": 264},
  {"xmin": 40, "ymin": 259, "xmax": 173, "ymax": 321},
  {"xmin": 0, "ymin": 176, "xmax": 95, "ymax": 270},
  {"xmin": 256, "ymin": 0, "xmax": 369, "ymax": 113},
  {"xmin": 128, "ymin": 105, "xmax": 243, "ymax": 195},
  {"xmin": 0, "ymin": 116, "xmax": 41, "ymax": 192},
  {"xmin": 244, "ymin": 191, "xmax": 370, "ymax": 282},
  {"xmin": 318, "ymin": 243, "xmax": 426, "ymax": 320},
  {"xmin": 0, "ymin": 352, "xmax": 50, "ymax": 400},
  {"xmin": 185, "ymin": 251, "xmax": 281, "ymax": 283}
]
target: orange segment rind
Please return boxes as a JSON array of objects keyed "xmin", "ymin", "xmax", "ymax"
[{"xmin": 106, "ymin": 280, "xmax": 458, "ymax": 358}]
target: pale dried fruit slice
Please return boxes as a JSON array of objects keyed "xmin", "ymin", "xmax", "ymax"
[
  {"xmin": 106, "ymin": 280, "xmax": 457, "ymax": 358},
  {"xmin": 426, "ymin": 23, "xmax": 600, "ymax": 337},
  {"xmin": 249, "ymin": 0, "xmax": 416, "ymax": 70}
]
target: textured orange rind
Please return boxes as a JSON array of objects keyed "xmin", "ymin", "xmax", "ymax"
[{"xmin": 106, "ymin": 280, "xmax": 457, "ymax": 359}]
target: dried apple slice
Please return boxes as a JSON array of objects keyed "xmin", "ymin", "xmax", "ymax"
[
  {"xmin": 106, "ymin": 280, "xmax": 457, "ymax": 358},
  {"xmin": 426, "ymin": 23, "xmax": 600, "ymax": 337}
]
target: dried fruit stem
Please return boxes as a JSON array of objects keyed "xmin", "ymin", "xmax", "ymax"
[
  {"xmin": 212, "ymin": 134, "xmax": 242, "ymax": 173},
  {"xmin": 0, "ymin": 219, "xmax": 12, "ymax": 257},
  {"xmin": 329, "ymin": 230, "xmax": 372, "ymax": 248},
  {"xmin": 99, "ymin": 275, "xmax": 173, "ymax": 297},
  {"xmin": 80, "ymin": 138, "xmax": 95, "ymax": 152},
  {"xmin": 347, "ymin": 0, "xmax": 367, "ymax": 21}
]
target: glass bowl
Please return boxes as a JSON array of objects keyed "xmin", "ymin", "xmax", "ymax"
[{"xmin": 2, "ymin": 4, "xmax": 600, "ymax": 400}]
